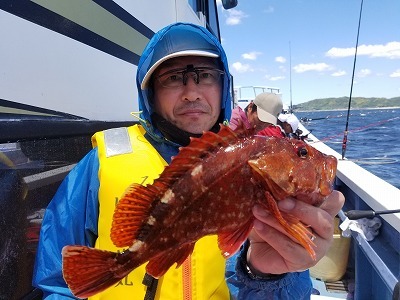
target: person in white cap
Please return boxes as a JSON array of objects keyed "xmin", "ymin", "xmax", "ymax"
[
  {"xmin": 230, "ymin": 92, "xmax": 284, "ymax": 138},
  {"xmin": 253, "ymin": 92, "xmax": 285, "ymax": 137},
  {"xmin": 33, "ymin": 22, "xmax": 344, "ymax": 300},
  {"xmin": 278, "ymin": 113, "xmax": 300, "ymax": 136},
  {"xmin": 230, "ymin": 101, "xmax": 270, "ymax": 132}
]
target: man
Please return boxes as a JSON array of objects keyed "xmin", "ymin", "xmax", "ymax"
[
  {"xmin": 230, "ymin": 93, "xmax": 285, "ymax": 138},
  {"xmin": 230, "ymin": 93, "xmax": 282, "ymax": 133},
  {"xmin": 33, "ymin": 22, "xmax": 344, "ymax": 299},
  {"xmin": 278, "ymin": 113, "xmax": 300, "ymax": 137},
  {"xmin": 253, "ymin": 93, "xmax": 285, "ymax": 138}
]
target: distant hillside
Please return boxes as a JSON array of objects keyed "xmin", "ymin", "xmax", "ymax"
[{"xmin": 293, "ymin": 96, "xmax": 400, "ymax": 111}]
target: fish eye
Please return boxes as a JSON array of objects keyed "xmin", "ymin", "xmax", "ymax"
[{"xmin": 298, "ymin": 147, "xmax": 308, "ymax": 157}]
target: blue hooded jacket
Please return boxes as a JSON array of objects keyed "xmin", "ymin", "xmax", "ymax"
[
  {"xmin": 32, "ymin": 22, "xmax": 311, "ymax": 299},
  {"xmin": 135, "ymin": 22, "xmax": 233, "ymax": 161},
  {"xmin": 136, "ymin": 22, "xmax": 232, "ymax": 138}
]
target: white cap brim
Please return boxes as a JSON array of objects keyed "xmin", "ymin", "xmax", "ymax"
[
  {"xmin": 141, "ymin": 50, "xmax": 219, "ymax": 89},
  {"xmin": 257, "ymin": 110, "xmax": 278, "ymax": 125}
]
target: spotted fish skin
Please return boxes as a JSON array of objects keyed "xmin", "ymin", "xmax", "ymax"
[{"xmin": 62, "ymin": 124, "xmax": 337, "ymax": 298}]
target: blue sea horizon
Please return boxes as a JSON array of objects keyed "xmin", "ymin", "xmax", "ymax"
[{"xmin": 296, "ymin": 108, "xmax": 400, "ymax": 189}]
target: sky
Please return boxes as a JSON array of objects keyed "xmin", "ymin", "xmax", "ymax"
[{"xmin": 216, "ymin": 0, "xmax": 400, "ymax": 105}]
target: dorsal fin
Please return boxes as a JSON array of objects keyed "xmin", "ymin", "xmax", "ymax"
[
  {"xmin": 171, "ymin": 123, "xmax": 253, "ymax": 168},
  {"xmin": 144, "ymin": 124, "xmax": 253, "ymax": 187}
]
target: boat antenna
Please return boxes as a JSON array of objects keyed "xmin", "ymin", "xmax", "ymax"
[
  {"xmin": 289, "ymin": 41, "xmax": 293, "ymax": 113},
  {"xmin": 341, "ymin": 0, "xmax": 364, "ymax": 159}
]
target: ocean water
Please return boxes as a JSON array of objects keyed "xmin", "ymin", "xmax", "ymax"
[{"xmin": 295, "ymin": 108, "xmax": 400, "ymax": 189}]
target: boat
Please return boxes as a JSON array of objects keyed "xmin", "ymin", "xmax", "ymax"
[
  {"xmin": 300, "ymin": 124, "xmax": 400, "ymax": 300},
  {"xmin": 234, "ymin": 85, "xmax": 283, "ymax": 109},
  {"xmin": 0, "ymin": 1, "xmax": 238, "ymax": 299},
  {"xmin": 1, "ymin": 1, "xmax": 399, "ymax": 299},
  {"xmin": 234, "ymin": 85, "xmax": 400, "ymax": 299}
]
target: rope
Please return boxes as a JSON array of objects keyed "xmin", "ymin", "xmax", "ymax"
[
  {"xmin": 312, "ymin": 116, "xmax": 400, "ymax": 143},
  {"xmin": 345, "ymin": 157, "xmax": 398, "ymax": 165},
  {"xmin": 307, "ymin": 116, "xmax": 400, "ymax": 166}
]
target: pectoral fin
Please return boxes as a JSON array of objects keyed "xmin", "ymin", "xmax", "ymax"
[{"xmin": 217, "ymin": 218, "xmax": 254, "ymax": 258}]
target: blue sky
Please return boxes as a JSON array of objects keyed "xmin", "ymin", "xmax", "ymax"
[{"xmin": 217, "ymin": 0, "xmax": 400, "ymax": 105}]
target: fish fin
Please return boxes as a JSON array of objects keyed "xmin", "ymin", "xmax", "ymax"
[
  {"xmin": 146, "ymin": 243, "xmax": 195, "ymax": 278},
  {"xmin": 157, "ymin": 124, "xmax": 252, "ymax": 191},
  {"xmin": 111, "ymin": 183, "xmax": 165, "ymax": 247},
  {"xmin": 218, "ymin": 218, "xmax": 254, "ymax": 258},
  {"xmin": 62, "ymin": 245, "xmax": 134, "ymax": 298},
  {"xmin": 169, "ymin": 124, "xmax": 253, "ymax": 170},
  {"xmin": 260, "ymin": 191, "xmax": 316, "ymax": 260}
]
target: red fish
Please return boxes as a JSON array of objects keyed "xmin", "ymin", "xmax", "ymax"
[{"xmin": 62, "ymin": 124, "xmax": 337, "ymax": 298}]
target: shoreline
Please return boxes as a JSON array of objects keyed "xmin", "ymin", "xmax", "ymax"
[{"xmin": 294, "ymin": 106, "xmax": 400, "ymax": 113}]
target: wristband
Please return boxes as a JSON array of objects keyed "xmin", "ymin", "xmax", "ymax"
[{"xmin": 240, "ymin": 242, "xmax": 287, "ymax": 281}]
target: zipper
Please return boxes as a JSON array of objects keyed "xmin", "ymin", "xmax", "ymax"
[{"xmin": 182, "ymin": 256, "xmax": 192, "ymax": 300}]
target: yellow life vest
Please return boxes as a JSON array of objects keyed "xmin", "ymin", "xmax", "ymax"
[{"xmin": 90, "ymin": 124, "xmax": 230, "ymax": 300}]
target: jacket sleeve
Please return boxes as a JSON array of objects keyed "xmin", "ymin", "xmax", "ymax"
[
  {"xmin": 225, "ymin": 245, "xmax": 313, "ymax": 299},
  {"xmin": 229, "ymin": 107, "xmax": 242, "ymax": 130},
  {"xmin": 32, "ymin": 149, "xmax": 100, "ymax": 299}
]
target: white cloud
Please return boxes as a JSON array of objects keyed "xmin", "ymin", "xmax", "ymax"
[
  {"xmin": 332, "ymin": 70, "xmax": 346, "ymax": 77},
  {"xmin": 269, "ymin": 76, "xmax": 285, "ymax": 81},
  {"xmin": 357, "ymin": 69, "xmax": 372, "ymax": 77},
  {"xmin": 326, "ymin": 41, "xmax": 400, "ymax": 59},
  {"xmin": 242, "ymin": 51, "xmax": 262, "ymax": 60},
  {"xmin": 226, "ymin": 9, "xmax": 247, "ymax": 25},
  {"xmin": 275, "ymin": 56, "xmax": 286, "ymax": 63},
  {"xmin": 325, "ymin": 47, "xmax": 355, "ymax": 58},
  {"xmin": 390, "ymin": 69, "xmax": 400, "ymax": 77},
  {"xmin": 293, "ymin": 63, "xmax": 332, "ymax": 73},
  {"xmin": 231, "ymin": 62, "xmax": 252, "ymax": 73}
]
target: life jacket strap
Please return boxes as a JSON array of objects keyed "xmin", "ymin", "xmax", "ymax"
[{"xmin": 142, "ymin": 273, "xmax": 158, "ymax": 300}]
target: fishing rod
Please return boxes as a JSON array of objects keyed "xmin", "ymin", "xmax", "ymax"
[
  {"xmin": 341, "ymin": 0, "xmax": 364, "ymax": 160},
  {"xmin": 345, "ymin": 209, "xmax": 400, "ymax": 220},
  {"xmin": 289, "ymin": 41, "xmax": 293, "ymax": 114}
]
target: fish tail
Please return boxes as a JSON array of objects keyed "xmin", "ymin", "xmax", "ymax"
[
  {"xmin": 262, "ymin": 192, "xmax": 317, "ymax": 260},
  {"xmin": 62, "ymin": 245, "xmax": 135, "ymax": 298}
]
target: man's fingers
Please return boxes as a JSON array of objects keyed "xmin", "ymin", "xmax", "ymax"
[{"xmin": 318, "ymin": 190, "xmax": 345, "ymax": 217}]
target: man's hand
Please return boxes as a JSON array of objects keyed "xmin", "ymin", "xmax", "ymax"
[{"xmin": 247, "ymin": 190, "xmax": 345, "ymax": 275}]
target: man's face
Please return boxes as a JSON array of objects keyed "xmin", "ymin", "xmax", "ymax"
[
  {"xmin": 247, "ymin": 102, "xmax": 270, "ymax": 132},
  {"xmin": 152, "ymin": 56, "xmax": 222, "ymax": 134},
  {"xmin": 282, "ymin": 122, "xmax": 293, "ymax": 134}
]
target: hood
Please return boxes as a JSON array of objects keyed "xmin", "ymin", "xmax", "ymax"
[{"xmin": 136, "ymin": 22, "xmax": 232, "ymax": 143}]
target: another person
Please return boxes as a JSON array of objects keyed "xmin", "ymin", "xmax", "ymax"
[
  {"xmin": 278, "ymin": 113, "xmax": 300, "ymax": 138},
  {"xmin": 252, "ymin": 93, "xmax": 285, "ymax": 137},
  {"xmin": 33, "ymin": 22, "xmax": 344, "ymax": 299},
  {"xmin": 230, "ymin": 93, "xmax": 284, "ymax": 138},
  {"xmin": 229, "ymin": 101, "xmax": 259, "ymax": 131},
  {"xmin": 229, "ymin": 94, "xmax": 276, "ymax": 132}
]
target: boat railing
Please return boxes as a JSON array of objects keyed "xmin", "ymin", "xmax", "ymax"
[{"xmin": 302, "ymin": 123, "xmax": 400, "ymax": 299}]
